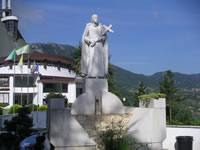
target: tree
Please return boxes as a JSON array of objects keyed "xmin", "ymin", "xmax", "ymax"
[
  {"xmin": 171, "ymin": 104, "xmax": 193, "ymax": 124},
  {"xmin": 0, "ymin": 107, "xmax": 34, "ymax": 149},
  {"xmin": 159, "ymin": 70, "xmax": 182, "ymax": 121},
  {"xmin": 134, "ymin": 81, "xmax": 146, "ymax": 106},
  {"xmin": 71, "ymin": 43, "xmax": 82, "ymax": 75}
]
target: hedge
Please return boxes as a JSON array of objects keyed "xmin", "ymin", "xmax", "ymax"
[
  {"xmin": 38, "ymin": 105, "xmax": 48, "ymax": 111},
  {"xmin": 8, "ymin": 104, "xmax": 22, "ymax": 114},
  {"xmin": 0, "ymin": 107, "xmax": 3, "ymax": 115},
  {"xmin": 28, "ymin": 104, "xmax": 38, "ymax": 112}
]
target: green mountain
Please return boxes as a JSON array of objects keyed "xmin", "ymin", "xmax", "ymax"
[
  {"xmin": 31, "ymin": 42, "xmax": 75, "ymax": 58},
  {"xmin": 113, "ymin": 65, "xmax": 200, "ymax": 90}
]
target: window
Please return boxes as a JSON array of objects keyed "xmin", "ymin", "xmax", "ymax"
[
  {"xmin": 5, "ymin": 20, "xmax": 18, "ymax": 40},
  {"xmin": 0, "ymin": 93, "xmax": 9, "ymax": 104},
  {"xmin": 43, "ymin": 83, "xmax": 68, "ymax": 93},
  {"xmin": 15, "ymin": 94, "xmax": 33, "ymax": 106},
  {"xmin": 62, "ymin": 84, "xmax": 68, "ymax": 93},
  {"xmin": 0, "ymin": 77, "xmax": 9, "ymax": 87},
  {"xmin": 15, "ymin": 76, "xmax": 34, "ymax": 87}
]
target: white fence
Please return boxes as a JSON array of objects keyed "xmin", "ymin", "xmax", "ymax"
[{"xmin": 163, "ymin": 125, "xmax": 200, "ymax": 150}]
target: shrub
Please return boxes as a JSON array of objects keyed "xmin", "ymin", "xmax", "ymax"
[
  {"xmin": 28, "ymin": 104, "xmax": 38, "ymax": 112},
  {"xmin": 66, "ymin": 103, "xmax": 72, "ymax": 108},
  {"xmin": 99, "ymin": 119, "xmax": 149, "ymax": 150},
  {"xmin": 8, "ymin": 104, "xmax": 22, "ymax": 114},
  {"xmin": 46, "ymin": 93, "xmax": 65, "ymax": 99},
  {"xmin": 2, "ymin": 107, "xmax": 34, "ymax": 147},
  {"xmin": 139, "ymin": 93, "xmax": 166, "ymax": 101},
  {"xmin": 39, "ymin": 105, "xmax": 48, "ymax": 111},
  {"xmin": 0, "ymin": 107, "xmax": 3, "ymax": 115}
]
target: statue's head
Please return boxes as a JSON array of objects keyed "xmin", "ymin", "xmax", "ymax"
[{"xmin": 91, "ymin": 14, "xmax": 98, "ymax": 24}]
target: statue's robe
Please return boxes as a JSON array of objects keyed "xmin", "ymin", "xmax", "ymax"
[{"xmin": 81, "ymin": 23, "xmax": 108, "ymax": 77}]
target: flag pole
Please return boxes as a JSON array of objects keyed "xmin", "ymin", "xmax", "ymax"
[
  {"xmin": 27, "ymin": 50, "xmax": 30, "ymax": 107},
  {"xmin": 20, "ymin": 55, "xmax": 23, "ymax": 106},
  {"xmin": 13, "ymin": 50, "xmax": 16, "ymax": 115},
  {"xmin": 36, "ymin": 70, "xmax": 39, "ymax": 123}
]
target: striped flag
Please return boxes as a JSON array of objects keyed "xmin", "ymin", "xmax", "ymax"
[
  {"xmin": 18, "ymin": 55, "xmax": 23, "ymax": 66},
  {"xmin": 16, "ymin": 44, "xmax": 30, "ymax": 56},
  {"xmin": 18, "ymin": 55, "xmax": 23, "ymax": 73},
  {"xmin": 5, "ymin": 49, "xmax": 15, "ymax": 61}
]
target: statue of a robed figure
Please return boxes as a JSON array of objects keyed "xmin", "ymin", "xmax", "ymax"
[
  {"xmin": 81, "ymin": 14, "xmax": 113, "ymax": 77},
  {"xmin": 72, "ymin": 14, "xmax": 124, "ymax": 115}
]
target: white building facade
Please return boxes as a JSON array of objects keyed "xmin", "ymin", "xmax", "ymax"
[{"xmin": 0, "ymin": 54, "xmax": 82, "ymax": 107}]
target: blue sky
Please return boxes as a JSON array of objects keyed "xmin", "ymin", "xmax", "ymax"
[{"xmin": 7, "ymin": 0, "xmax": 200, "ymax": 75}]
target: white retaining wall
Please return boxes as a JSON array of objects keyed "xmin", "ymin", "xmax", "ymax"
[{"xmin": 163, "ymin": 126, "xmax": 200, "ymax": 150}]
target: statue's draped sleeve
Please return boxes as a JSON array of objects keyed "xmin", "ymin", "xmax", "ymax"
[{"xmin": 81, "ymin": 24, "xmax": 90, "ymax": 74}]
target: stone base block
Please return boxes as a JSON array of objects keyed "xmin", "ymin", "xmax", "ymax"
[
  {"xmin": 71, "ymin": 78, "xmax": 124, "ymax": 115},
  {"xmin": 71, "ymin": 91, "xmax": 125, "ymax": 115},
  {"xmin": 102, "ymin": 91, "xmax": 124, "ymax": 114}
]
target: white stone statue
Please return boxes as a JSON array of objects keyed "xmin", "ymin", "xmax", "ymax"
[{"xmin": 81, "ymin": 14, "xmax": 113, "ymax": 78}]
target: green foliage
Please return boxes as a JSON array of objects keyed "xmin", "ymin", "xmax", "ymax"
[
  {"xmin": 46, "ymin": 92, "xmax": 65, "ymax": 99},
  {"xmin": 139, "ymin": 93, "xmax": 166, "ymax": 101},
  {"xmin": 8, "ymin": 104, "xmax": 22, "ymax": 114},
  {"xmin": 107, "ymin": 62, "xmax": 115, "ymax": 92},
  {"xmin": 134, "ymin": 81, "xmax": 147, "ymax": 106},
  {"xmin": 66, "ymin": 103, "xmax": 72, "ymax": 108},
  {"xmin": 172, "ymin": 104, "xmax": 193, "ymax": 123},
  {"xmin": 160, "ymin": 70, "xmax": 181, "ymax": 102},
  {"xmin": 99, "ymin": 120, "xmax": 149, "ymax": 150},
  {"xmin": 0, "ymin": 107, "xmax": 3, "ymax": 115},
  {"xmin": 191, "ymin": 120, "xmax": 200, "ymax": 126},
  {"xmin": 2, "ymin": 107, "xmax": 34, "ymax": 147},
  {"xmin": 159, "ymin": 70, "xmax": 183, "ymax": 121},
  {"xmin": 166, "ymin": 103, "xmax": 200, "ymax": 125},
  {"xmin": 39, "ymin": 105, "xmax": 48, "ymax": 111},
  {"xmin": 28, "ymin": 104, "xmax": 38, "ymax": 112},
  {"xmin": 71, "ymin": 43, "xmax": 82, "ymax": 74},
  {"xmin": 168, "ymin": 104, "xmax": 193, "ymax": 125}
]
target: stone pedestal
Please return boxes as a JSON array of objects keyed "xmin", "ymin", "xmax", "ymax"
[
  {"xmin": 126, "ymin": 98, "xmax": 166, "ymax": 150},
  {"xmin": 71, "ymin": 78, "xmax": 125, "ymax": 115},
  {"xmin": 47, "ymin": 98, "xmax": 96, "ymax": 150}
]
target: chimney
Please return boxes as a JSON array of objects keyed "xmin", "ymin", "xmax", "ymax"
[
  {"xmin": 7, "ymin": 0, "xmax": 11, "ymax": 10},
  {"xmin": 2, "ymin": 0, "xmax": 6, "ymax": 9}
]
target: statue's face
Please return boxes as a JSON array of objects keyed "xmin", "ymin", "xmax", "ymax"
[{"xmin": 92, "ymin": 15, "xmax": 98, "ymax": 24}]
